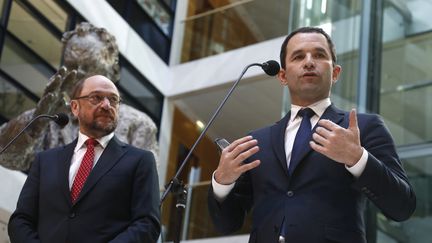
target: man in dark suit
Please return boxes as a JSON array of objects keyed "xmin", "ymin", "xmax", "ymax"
[
  {"xmin": 8, "ymin": 75, "xmax": 160, "ymax": 243},
  {"xmin": 208, "ymin": 27, "xmax": 416, "ymax": 243}
]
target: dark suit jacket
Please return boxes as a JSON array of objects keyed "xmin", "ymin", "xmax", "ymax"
[
  {"xmin": 8, "ymin": 136, "xmax": 160, "ymax": 243},
  {"xmin": 208, "ymin": 104, "xmax": 416, "ymax": 243}
]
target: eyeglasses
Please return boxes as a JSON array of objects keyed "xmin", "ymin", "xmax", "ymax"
[{"xmin": 74, "ymin": 94, "xmax": 121, "ymax": 106}]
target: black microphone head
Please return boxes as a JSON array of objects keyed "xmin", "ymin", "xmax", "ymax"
[
  {"xmin": 53, "ymin": 113, "xmax": 69, "ymax": 127},
  {"xmin": 261, "ymin": 60, "xmax": 280, "ymax": 76}
]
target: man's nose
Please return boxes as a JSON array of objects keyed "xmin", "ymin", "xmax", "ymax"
[
  {"xmin": 304, "ymin": 54, "xmax": 315, "ymax": 69},
  {"xmin": 100, "ymin": 97, "xmax": 112, "ymax": 108}
]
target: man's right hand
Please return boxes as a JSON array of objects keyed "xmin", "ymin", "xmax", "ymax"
[{"xmin": 214, "ymin": 136, "xmax": 261, "ymax": 185}]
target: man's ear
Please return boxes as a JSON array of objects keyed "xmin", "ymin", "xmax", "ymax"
[
  {"xmin": 332, "ymin": 65, "xmax": 342, "ymax": 84},
  {"xmin": 70, "ymin": 100, "xmax": 79, "ymax": 117},
  {"xmin": 278, "ymin": 69, "xmax": 288, "ymax": 86}
]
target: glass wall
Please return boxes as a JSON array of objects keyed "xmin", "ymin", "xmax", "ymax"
[
  {"xmin": 107, "ymin": 0, "xmax": 176, "ymax": 63},
  {"xmin": 7, "ymin": 0, "xmax": 63, "ymax": 68},
  {"xmin": 27, "ymin": 0, "xmax": 69, "ymax": 32},
  {"xmin": 381, "ymin": 32, "xmax": 432, "ymax": 145},
  {"xmin": 0, "ymin": 74, "xmax": 36, "ymax": 119},
  {"xmin": 0, "ymin": 34, "xmax": 54, "ymax": 97},
  {"xmin": 380, "ymin": 0, "xmax": 432, "ymax": 145},
  {"xmin": 378, "ymin": 0, "xmax": 432, "ymax": 242},
  {"xmin": 117, "ymin": 57, "xmax": 164, "ymax": 127},
  {"xmin": 180, "ymin": 0, "xmax": 290, "ymax": 62},
  {"xmin": 0, "ymin": 0, "xmax": 4, "ymax": 17}
]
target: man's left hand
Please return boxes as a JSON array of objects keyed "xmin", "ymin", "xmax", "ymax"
[{"xmin": 310, "ymin": 109, "xmax": 363, "ymax": 167}]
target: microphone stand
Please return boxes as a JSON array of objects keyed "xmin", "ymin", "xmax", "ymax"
[
  {"xmin": 0, "ymin": 114, "xmax": 58, "ymax": 155},
  {"xmin": 160, "ymin": 63, "xmax": 264, "ymax": 243}
]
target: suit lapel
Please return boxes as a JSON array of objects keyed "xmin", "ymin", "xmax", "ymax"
[
  {"xmin": 57, "ymin": 140, "xmax": 77, "ymax": 207},
  {"xmin": 319, "ymin": 104, "xmax": 345, "ymax": 125},
  {"xmin": 73, "ymin": 136, "xmax": 128, "ymax": 204},
  {"xmin": 288, "ymin": 104, "xmax": 345, "ymax": 176},
  {"xmin": 270, "ymin": 112, "xmax": 291, "ymax": 176}
]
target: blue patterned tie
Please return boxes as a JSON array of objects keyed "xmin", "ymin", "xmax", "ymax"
[{"xmin": 288, "ymin": 108, "xmax": 315, "ymax": 175}]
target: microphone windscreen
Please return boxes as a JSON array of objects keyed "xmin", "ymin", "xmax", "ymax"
[
  {"xmin": 261, "ymin": 60, "xmax": 280, "ymax": 76},
  {"xmin": 53, "ymin": 113, "xmax": 69, "ymax": 127}
]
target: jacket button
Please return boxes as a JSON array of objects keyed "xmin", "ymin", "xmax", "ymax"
[
  {"xmin": 286, "ymin": 191, "xmax": 294, "ymax": 197},
  {"xmin": 69, "ymin": 212, "xmax": 76, "ymax": 218}
]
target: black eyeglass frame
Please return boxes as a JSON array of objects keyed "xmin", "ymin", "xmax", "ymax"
[{"xmin": 73, "ymin": 94, "xmax": 122, "ymax": 106}]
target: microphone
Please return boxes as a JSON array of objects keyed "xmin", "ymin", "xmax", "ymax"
[
  {"xmin": 52, "ymin": 113, "xmax": 69, "ymax": 127},
  {"xmin": 0, "ymin": 113, "xmax": 69, "ymax": 155},
  {"xmin": 261, "ymin": 60, "xmax": 280, "ymax": 76},
  {"xmin": 161, "ymin": 60, "xmax": 277, "ymax": 205}
]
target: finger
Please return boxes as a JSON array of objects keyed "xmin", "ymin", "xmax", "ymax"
[
  {"xmin": 317, "ymin": 119, "xmax": 338, "ymax": 131},
  {"xmin": 349, "ymin": 108, "xmax": 358, "ymax": 131},
  {"xmin": 314, "ymin": 126, "xmax": 332, "ymax": 139},
  {"xmin": 312, "ymin": 132, "xmax": 328, "ymax": 146},
  {"xmin": 227, "ymin": 135, "xmax": 253, "ymax": 151},
  {"xmin": 309, "ymin": 141, "xmax": 327, "ymax": 155},
  {"xmin": 227, "ymin": 136, "xmax": 257, "ymax": 156},
  {"xmin": 238, "ymin": 160, "xmax": 261, "ymax": 174},
  {"xmin": 233, "ymin": 145, "xmax": 259, "ymax": 163}
]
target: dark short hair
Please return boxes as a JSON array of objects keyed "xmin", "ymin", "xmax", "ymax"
[{"xmin": 279, "ymin": 27, "xmax": 337, "ymax": 69}]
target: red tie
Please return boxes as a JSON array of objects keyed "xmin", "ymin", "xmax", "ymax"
[{"xmin": 71, "ymin": 138, "xmax": 96, "ymax": 203}]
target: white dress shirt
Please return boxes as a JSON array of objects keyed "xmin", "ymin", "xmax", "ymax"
[
  {"xmin": 68, "ymin": 132, "xmax": 114, "ymax": 189},
  {"xmin": 212, "ymin": 98, "xmax": 368, "ymax": 201}
]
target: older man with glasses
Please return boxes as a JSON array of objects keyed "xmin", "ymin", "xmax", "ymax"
[{"xmin": 8, "ymin": 75, "xmax": 161, "ymax": 243}]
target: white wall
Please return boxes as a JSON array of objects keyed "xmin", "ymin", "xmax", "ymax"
[{"xmin": 0, "ymin": 166, "xmax": 26, "ymax": 232}]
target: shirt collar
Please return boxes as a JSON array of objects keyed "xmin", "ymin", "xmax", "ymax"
[
  {"xmin": 290, "ymin": 98, "xmax": 331, "ymax": 122},
  {"xmin": 74, "ymin": 131, "xmax": 114, "ymax": 152}
]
